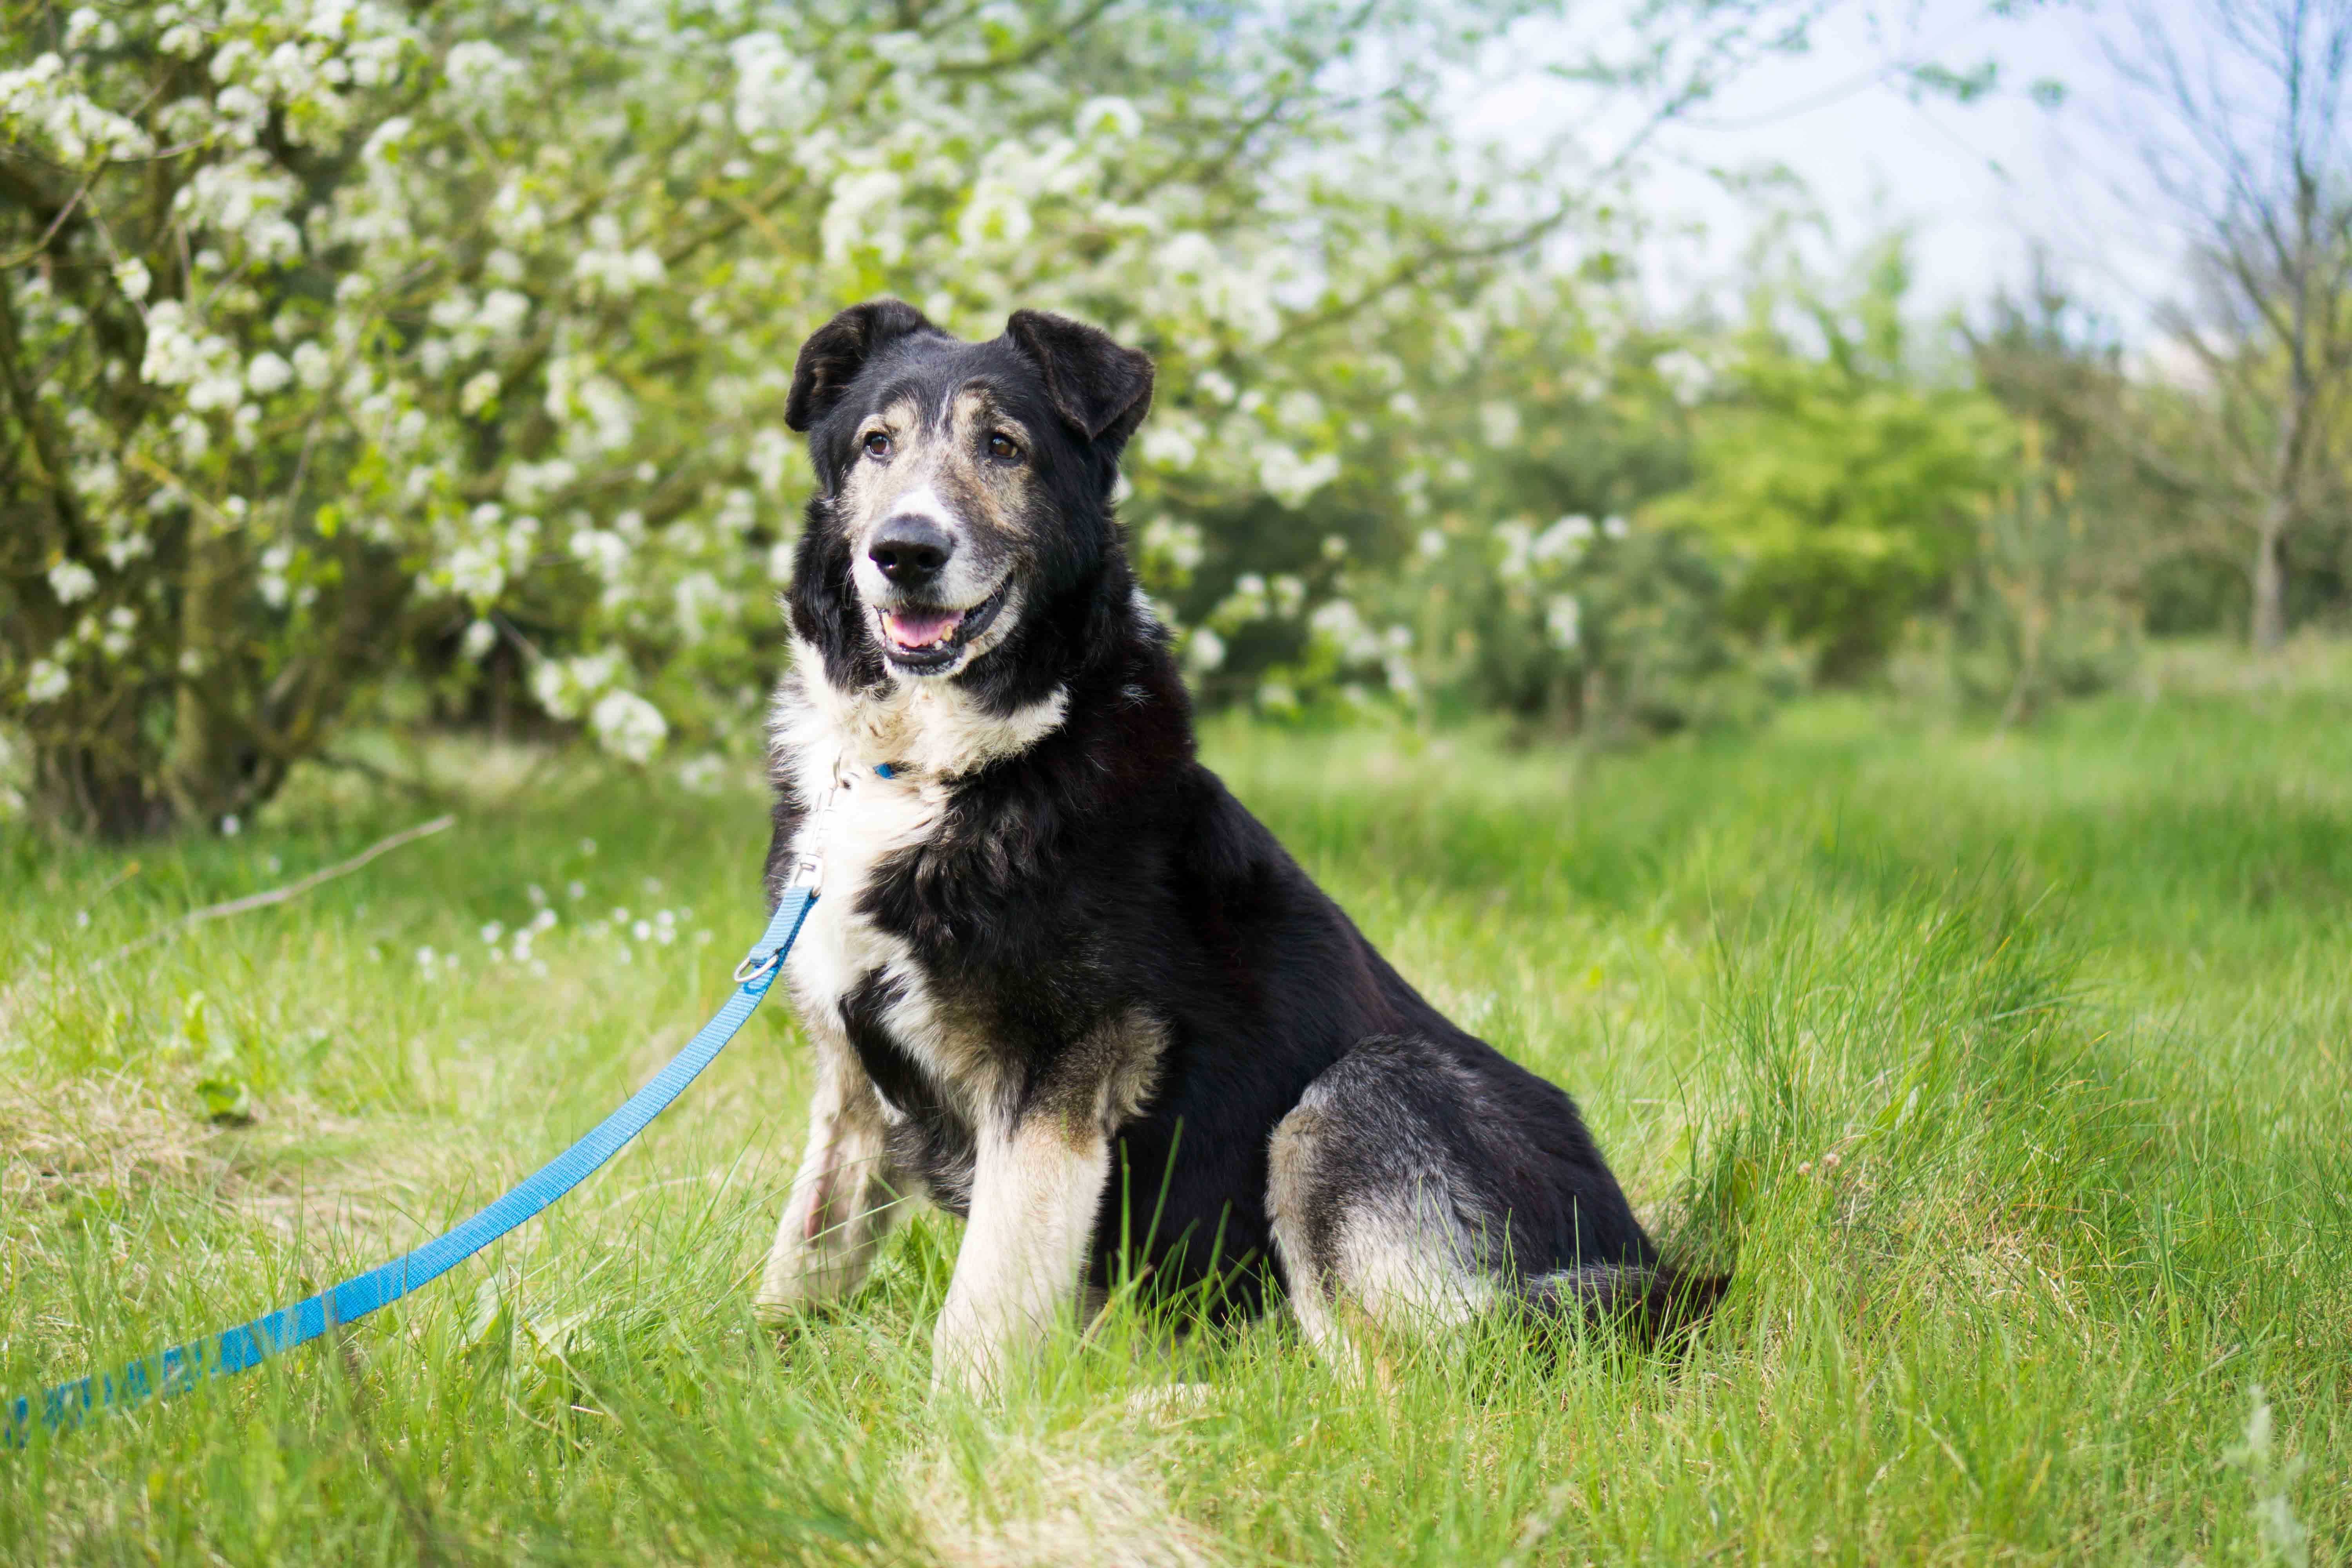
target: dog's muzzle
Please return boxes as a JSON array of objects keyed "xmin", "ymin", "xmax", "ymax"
[{"xmin": 873, "ymin": 580, "xmax": 1010, "ymax": 671}]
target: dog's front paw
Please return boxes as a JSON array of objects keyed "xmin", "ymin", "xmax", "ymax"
[
  {"xmin": 928, "ymin": 1302, "xmax": 1009, "ymax": 1400},
  {"xmin": 753, "ymin": 1239, "xmax": 828, "ymax": 1328}
]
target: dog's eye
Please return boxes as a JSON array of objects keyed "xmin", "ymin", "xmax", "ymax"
[
  {"xmin": 986, "ymin": 432, "xmax": 1021, "ymax": 463},
  {"xmin": 862, "ymin": 430, "xmax": 892, "ymax": 459}
]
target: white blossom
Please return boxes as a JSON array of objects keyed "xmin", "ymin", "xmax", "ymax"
[
  {"xmin": 822, "ymin": 169, "xmax": 907, "ymax": 266},
  {"xmin": 445, "ymin": 40, "xmax": 522, "ymax": 107},
  {"xmin": 531, "ymin": 648, "xmax": 623, "ymax": 719},
  {"xmin": 247, "ymin": 351, "xmax": 294, "ymax": 394},
  {"xmin": 1479, "ymin": 401, "xmax": 1521, "ymax": 448},
  {"xmin": 1185, "ymin": 626, "xmax": 1226, "ymax": 673},
  {"xmin": 1653, "ymin": 348, "xmax": 1711, "ymax": 405},
  {"xmin": 590, "ymin": 689, "xmax": 668, "ymax": 763},
  {"xmin": 48, "ymin": 560, "xmax": 98, "ymax": 604},
  {"xmin": 1141, "ymin": 412, "xmax": 1202, "ymax": 470},
  {"xmin": 1546, "ymin": 595, "xmax": 1583, "ymax": 650},
  {"xmin": 292, "ymin": 341, "xmax": 332, "ymax": 388},
  {"xmin": 729, "ymin": 32, "xmax": 815, "ymax": 139},
  {"xmin": 1533, "ymin": 515, "xmax": 1592, "ymax": 564},
  {"xmin": 25, "ymin": 659, "xmax": 70, "ymax": 704},
  {"xmin": 460, "ymin": 370, "xmax": 501, "ymax": 414},
  {"xmin": 1256, "ymin": 445, "xmax": 1340, "ymax": 509},
  {"xmin": 1075, "ymin": 95, "xmax": 1142, "ymax": 141},
  {"xmin": 958, "ymin": 178, "xmax": 1033, "ymax": 249}
]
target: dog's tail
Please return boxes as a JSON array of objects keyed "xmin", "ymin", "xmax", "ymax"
[{"xmin": 1518, "ymin": 1260, "xmax": 1731, "ymax": 1349}]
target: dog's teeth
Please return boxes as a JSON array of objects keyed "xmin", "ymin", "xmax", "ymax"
[{"xmin": 886, "ymin": 610, "xmax": 962, "ymax": 649}]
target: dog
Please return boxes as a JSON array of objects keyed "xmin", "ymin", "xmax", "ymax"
[{"xmin": 752, "ymin": 300, "xmax": 1724, "ymax": 1394}]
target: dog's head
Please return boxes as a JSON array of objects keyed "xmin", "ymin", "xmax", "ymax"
[{"xmin": 783, "ymin": 300, "xmax": 1153, "ymax": 690}]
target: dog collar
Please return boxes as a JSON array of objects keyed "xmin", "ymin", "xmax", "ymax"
[{"xmin": 783, "ymin": 760, "xmax": 906, "ymax": 894}]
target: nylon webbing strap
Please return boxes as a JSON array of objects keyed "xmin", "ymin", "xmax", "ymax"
[{"xmin": 5, "ymin": 888, "xmax": 816, "ymax": 1447}]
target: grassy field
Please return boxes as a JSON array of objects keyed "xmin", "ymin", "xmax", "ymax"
[{"xmin": 3, "ymin": 644, "xmax": 2347, "ymax": 1565}]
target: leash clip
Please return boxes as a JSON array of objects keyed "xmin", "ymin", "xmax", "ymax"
[{"xmin": 732, "ymin": 947, "xmax": 784, "ymax": 985}]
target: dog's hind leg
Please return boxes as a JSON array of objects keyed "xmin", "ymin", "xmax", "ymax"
[
  {"xmin": 1267, "ymin": 1040, "xmax": 1503, "ymax": 1376},
  {"xmin": 757, "ymin": 1031, "xmax": 902, "ymax": 1324},
  {"xmin": 1268, "ymin": 1034, "xmax": 1703, "ymax": 1371}
]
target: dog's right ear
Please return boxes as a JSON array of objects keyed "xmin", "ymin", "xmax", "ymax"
[{"xmin": 785, "ymin": 299, "xmax": 936, "ymax": 433}]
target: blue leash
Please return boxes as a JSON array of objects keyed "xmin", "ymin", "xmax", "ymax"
[{"xmin": 4, "ymin": 885, "xmax": 817, "ymax": 1448}]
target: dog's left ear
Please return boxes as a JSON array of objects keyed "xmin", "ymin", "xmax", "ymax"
[{"xmin": 1006, "ymin": 310, "xmax": 1155, "ymax": 452}]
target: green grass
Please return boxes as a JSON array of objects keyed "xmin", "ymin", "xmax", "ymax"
[{"xmin": 4, "ymin": 648, "xmax": 2347, "ymax": 1564}]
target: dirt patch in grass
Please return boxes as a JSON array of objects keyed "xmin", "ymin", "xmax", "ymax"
[{"xmin": 0, "ymin": 1074, "xmax": 220, "ymax": 1214}]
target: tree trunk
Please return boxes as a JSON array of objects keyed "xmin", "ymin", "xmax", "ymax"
[
  {"xmin": 2251, "ymin": 502, "xmax": 2289, "ymax": 653},
  {"xmin": 29, "ymin": 717, "xmax": 177, "ymax": 842},
  {"xmin": 163, "ymin": 517, "xmax": 250, "ymax": 826}
]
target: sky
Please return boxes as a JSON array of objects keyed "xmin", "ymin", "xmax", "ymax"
[{"xmin": 1458, "ymin": 0, "xmax": 2198, "ymax": 343}]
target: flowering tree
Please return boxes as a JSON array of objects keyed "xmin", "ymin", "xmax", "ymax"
[{"xmin": 2, "ymin": 0, "xmax": 1832, "ymax": 838}]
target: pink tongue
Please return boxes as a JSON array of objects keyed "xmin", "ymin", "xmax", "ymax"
[{"xmin": 887, "ymin": 610, "xmax": 960, "ymax": 648}]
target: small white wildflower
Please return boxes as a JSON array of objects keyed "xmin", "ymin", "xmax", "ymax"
[
  {"xmin": 480, "ymin": 920, "xmax": 504, "ymax": 946},
  {"xmin": 220, "ymin": 814, "xmax": 241, "ymax": 837},
  {"xmin": 567, "ymin": 880, "xmax": 586, "ymax": 899}
]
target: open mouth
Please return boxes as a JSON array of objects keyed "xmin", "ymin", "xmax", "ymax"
[{"xmin": 875, "ymin": 580, "xmax": 1010, "ymax": 670}]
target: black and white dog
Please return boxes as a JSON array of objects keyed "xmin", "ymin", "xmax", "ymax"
[{"xmin": 753, "ymin": 301, "xmax": 1722, "ymax": 1393}]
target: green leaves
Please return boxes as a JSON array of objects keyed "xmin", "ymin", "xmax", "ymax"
[{"xmin": 1653, "ymin": 241, "xmax": 2013, "ymax": 682}]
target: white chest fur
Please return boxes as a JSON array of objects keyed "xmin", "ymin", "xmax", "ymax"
[{"xmin": 768, "ymin": 646, "xmax": 1067, "ymax": 1120}]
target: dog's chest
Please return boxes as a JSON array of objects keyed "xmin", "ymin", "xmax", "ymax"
[
  {"xmin": 780, "ymin": 765, "xmax": 967, "ymax": 1104},
  {"xmin": 771, "ymin": 661, "xmax": 1070, "ymax": 1120}
]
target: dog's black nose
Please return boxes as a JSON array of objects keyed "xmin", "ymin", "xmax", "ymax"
[{"xmin": 869, "ymin": 516, "xmax": 953, "ymax": 588}]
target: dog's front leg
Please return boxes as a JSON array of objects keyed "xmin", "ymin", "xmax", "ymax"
[
  {"xmin": 757, "ymin": 1034, "xmax": 900, "ymax": 1324},
  {"xmin": 931, "ymin": 1110, "xmax": 1109, "ymax": 1398}
]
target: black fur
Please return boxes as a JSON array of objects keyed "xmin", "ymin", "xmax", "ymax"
[{"xmin": 765, "ymin": 301, "xmax": 1719, "ymax": 1338}]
